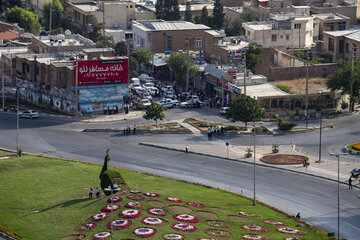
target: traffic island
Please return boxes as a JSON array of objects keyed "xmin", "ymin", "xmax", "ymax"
[
  {"xmin": 260, "ymin": 154, "xmax": 308, "ymax": 165},
  {"xmin": 345, "ymin": 142, "xmax": 360, "ymax": 155}
]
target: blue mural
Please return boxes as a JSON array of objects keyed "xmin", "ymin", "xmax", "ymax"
[{"xmin": 79, "ymin": 84, "xmax": 129, "ymax": 103}]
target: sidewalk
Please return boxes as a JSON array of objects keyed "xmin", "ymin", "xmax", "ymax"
[{"xmin": 81, "ymin": 111, "xmax": 145, "ymax": 123}]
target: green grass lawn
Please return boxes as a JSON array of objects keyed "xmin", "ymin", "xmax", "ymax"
[
  {"xmin": 0, "ymin": 150, "xmax": 14, "ymax": 157},
  {"xmin": 0, "ymin": 155, "xmax": 327, "ymax": 240}
]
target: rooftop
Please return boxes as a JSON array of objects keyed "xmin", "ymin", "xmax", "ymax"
[
  {"xmin": 71, "ymin": 2, "xmax": 99, "ymax": 12},
  {"xmin": 240, "ymin": 83, "xmax": 289, "ymax": 98},
  {"xmin": 242, "ymin": 22, "xmax": 273, "ymax": 30},
  {"xmin": 323, "ymin": 27, "xmax": 360, "ymax": 37},
  {"xmin": 133, "ymin": 20, "xmax": 210, "ymax": 31},
  {"xmin": 0, "ymin": 31, "xmax": 19, "ymax": 40},
  {"xmin": 33, "ymin": 34, "xmax": 95, "ymax": 47},
  {"xmin": 314, "ymin": 13, "xmax": 350, "ymax": 21}
]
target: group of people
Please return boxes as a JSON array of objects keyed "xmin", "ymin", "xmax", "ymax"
[
  {"xmin": 103, "ymin": 105, "xmax": 119, "ymax": 115},
  {"xmin": 207, "ymin": 125, "xmax": 224, "ymax": 139},
  {"xmin": 207, "ymin": 96, "xmax": 224, "ymax": 108},
  {"xmin": 124, "ymin": 124, "xmax": 136, "ymax": 135},
  {"xmin": 88, "ymin": 187, "xmax": 100, "ymax": 199}
]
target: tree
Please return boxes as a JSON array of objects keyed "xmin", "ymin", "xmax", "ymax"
[
  {"xmin": 87, "ymin": 15, "xmax": 103, "ymax": 42},
  {"xmin": 115, "ymin": 41, "xmax": 127, "ymax": 56},
  {"xmin": 5, "ymin": 6, "xmax": 40, "ymax": 34},
  {"xmin": 225, "ymin": 95, "xmax": 265, "ymax": 128},
  {"xmin": 213, "ymin": 0, "xmax": 225, "ymax": 29},
  {"xmin": 166, "ymin": 52, "xmax": 198, "ymax": 86},
  {"xmin": 327, "ymin": 60, "xmax": 360, "ymax": 112},
  {"xmin": 185, "ymin": 1, "xmax": 192, "ymax": 22},
  {"xmin": 1, "ymin": 0, "xmax": 21, "ymax": 12},
  {"xmin": 164, "ymin": 0, "xmax": 180, "ymax": 21},
  {"xmin": 129, "ymin": 56, "xmax": 139, "ymax": 74},
  {"xmin": 96, "ymin": 35, "xmax": 115, "ymax": 48},
  {"xmin": 43, "ymin": 0, "xmax": 63, "ymax": 32},
  {"xmin": 131, "ymin": 48, "xmax": 152, "ymax": 72},
  {"xmin": 201, "ymin": 6, "xmax": 208, "ymax": 25},
  {"xmin": 246, "ymin": 42, "xmax": 263, "ymax": 73},
  {"xmin": 155, "ymin": 0, "xmax": 165, "ymax": 20},
  {"xmin": 143, "ymin": 102, "xmax": 166, "ymax": 125}
]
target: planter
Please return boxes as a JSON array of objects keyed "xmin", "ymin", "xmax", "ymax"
[
  {"xmin": 245, "ymin": 153, "xmax": 252, "ymax": 158},
  {"xmin": 272, "ymin": 149, "xmax": 279, "ymax": 153}
]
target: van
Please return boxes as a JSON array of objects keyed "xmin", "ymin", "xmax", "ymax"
[{"xmin": 131, "ymin": 78, "xmax": 140, "ymax": 84}]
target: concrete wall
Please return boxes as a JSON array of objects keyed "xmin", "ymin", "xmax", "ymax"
[{"xmin": 311, "ymin": 6, "xmax": 357, "ymax": 24}]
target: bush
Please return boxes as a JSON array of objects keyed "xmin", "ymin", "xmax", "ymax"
[
  {"xmin": 278, "ymin": 117, "xmax": 297, "ymax": 131},
  {"xmin": 136, "ymin": 102, "xmax": 144, "ymax": 110},
  {"xmin": 16, "ymin": 147, "xmax": 22, "ymax": 157},
  {"xmin": 341, "ymin": 101, "xmax": 349, "ymax": 110},
  {"xmin": 224, "ymin": 125, "xmax": 238, "ymax": 130}
]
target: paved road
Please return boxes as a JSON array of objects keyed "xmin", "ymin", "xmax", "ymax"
[{"xmin": 0, "ymin": 111, "xmax": 360, "ymax": 239}]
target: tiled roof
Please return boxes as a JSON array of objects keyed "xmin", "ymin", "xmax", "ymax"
[{"xmin": 0, "ymin": 31, "xmax": 19, "ymax": 40}]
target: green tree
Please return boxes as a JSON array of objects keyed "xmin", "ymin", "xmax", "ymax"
[
  {"xmin": 167, "ymin": 52, "xmax": 198, "ymax": 86},
  {"xmin": 5, "ymin": 6, "xmax": 40, "ymax": 34},
  {"xmin": 327, "ymin": 60, "xmax": 360, "ymax": 112},
  {"xmin": 115, "ymin": 41, "xmax": 127, "ymax": 56},
  {"xmin": 164, "ymin": 0, "xmax": 180, "ymax": 21},
  {"xmin": 293, "ymin": 50, "xmax": 309, "ymax": 60},
  {"xmin": 131, "ymin": 48, "xmax": 152, "ymax": 71},
  {"xmin": 201, "ymin": 6, "xmax": 208, "ymax": 25},
  {"xmin": 96, "ymin": 35, "xmax": 115, "ymax": 48},
  {"xmin": 129, "ymin": 56, "xmax": 139, "ymax": 74},
  {"xmin": 143, "ymin": 102, "xmax": 166, "ymax": 125},
  {"xmin": 246, "ymin": 42, "xmax": 263, "ymax": 72},
  {"xmin": 155, "ymin": 0, "xmax": 165, "ymax": 20},
  {"xmin": 43, "ymin": 0, "xmax": 63, "ymax": 31},
  {"xmin": 185, "ymin": 1, "xmax": 192, "ymax": 22},
  {"xmin": 225, "ymin": 95, "xmax": 265, "ymax": 128},
  {"xmin": 87, "ymin": 14, "xmax": 103, "ymax": 42},
  {"xmin": 213, "ymin": 0, "xmax": 225, "ymax": 29}
]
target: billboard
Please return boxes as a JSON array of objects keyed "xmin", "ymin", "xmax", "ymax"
[{"xmin": 75, "ymin": 59, "xmax": 128, "ymax": 86}]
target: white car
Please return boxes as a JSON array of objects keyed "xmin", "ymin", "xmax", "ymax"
[
  {"xmin": 220, "ymin": 107, "xmax": 230, "ymax": 115},
  {"xmin": 19, "ymin": 110, "xmax": 39, "ymax": 118},
  {"xmin": 143, "ymin": 83, "xmax": 154, "ymax": 89},
  {"xmin": 164, "ymin": 91, "xmax": 176, "ymax": 99},
  {"xmin": 147, "ymin": 86, "xmax": 159, "ymax": 96},
  {"xmin": 142, "ymin": 92, "xmax": 152, "ymax": 101},
  {"xmin": 181, "ymin": 99, "xmax": 203, "ymax": 108},
  {"xmin": 141, "ymin": 99, "xmax": 151, "ymax": 107},
  {"xmin": 161, "ymin": 85, "xmax": 174, "ymax": 92},
  {"xmin": 133, "ymin": 83, "xmax": 143, "ymax": 91},
  {"xmin": 138, "ymin": 73, "xmax": 150, "ymax": 81},
  {"xmin": 157, "ymin": 98, "xmax": 180, "ymax": 108}
]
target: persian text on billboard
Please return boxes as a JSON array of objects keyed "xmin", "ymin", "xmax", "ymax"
[{"xmin": 75, "ymin": 59, "xmax": 128, "ymax": 86}]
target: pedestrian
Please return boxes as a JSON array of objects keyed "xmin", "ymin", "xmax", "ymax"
[
  {"xmin": 185, "ymin": 144, "xmax": 189, "ymax": 154},
  {"xmin": 103, "ymin": 106, "xmax": 107, "ymax": 115},
  {"xmin": 296, "ymin": 212, "xmax": 300, "ymax": 219},
  {"xmin": 96, "ymin": 187, "xmax": 100, "ymax": 198},
  {"xmin": 115, "ymin": 105, "xmax": 118, "ymax": 114},
  {"xmin": 88, "ymin": 187, "xmax": 93, "ymax": 199},
  {"xmin": 210, "ymin": 126, "xmax": 213, "ymax": 139},
  {"xmin": 127, "ymin": 125, "xmax": 131, "ymax": 135},
  {"xmin": 216, "ymin": 126, "xmax": 220, "ymax": 136},
  {"xmin": 124, "ymin": 126, "xmax": 126, "ymax": 135},
  {"xmin": 107, "ymin": 106, "xmax": 110, "ymax": 115},
  {"xmin": 349, "ymin": 177, "xmax": 353, "ymax": 189},
  {"xmin": 220, "ymin": 125, "xmax": 224, "ymax": 136},
  {"xmin": 208, "ymin": 127, "xmax": 211, "ymax": 139},
  {"xmin": 133, "ymin": 124, "xmax": 136, "ymax": 135}
]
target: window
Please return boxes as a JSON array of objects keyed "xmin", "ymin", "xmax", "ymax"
[
  {"xmin": 286, "ymin": 35, "xmax": 289, "ymax": 40},
  {"xmin": 130, "ymin": 5, "xmax": 133, "ymax": 8},
  {"xmin": 328, "ymin": 38, "xmax": 334, "ymax": 51},
  {"xmin": 346, "ymin": 43, "xmax": 349, "ymax": 53},
  {"xmin": 280, "ymin": 35, "xmax": 283, "ymax": 39},
  {"xmin": 271, "ymin": 35, "xmax": 277, "ymax": 41},
  {"xmin": 247, "ymin": 31, "xmax": 250, "ymax": 36},
  {"xmin": 339, "ymin": 40, "xmax": 344, "ymax": 53},
  {"xmin": 326, "ymin": 23, "xmax": 334, "ymax": 31},
  {"xmin": 195, "ymin": 38, "xmax": 202, "ymax": 48},
  {"xmin": 294, "ymin": 23, "xmax": 301, "ymax": 29},
  {"xmin": 140, "ymin": 38, "xmax": 145, "ymax": 47},
  {"xmin": 338, "ymin": 22, "xmax": 346, "ymax": 31}
]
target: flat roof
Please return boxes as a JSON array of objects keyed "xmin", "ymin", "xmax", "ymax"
[
  {"xmin": 71, "ymin": 3, "xmax": 99, "ymax": 12},
  {"xmin": 242, "ymin": 22, "xmax": 273, "ymax": 30},
  {"xmin": 0, "ymin": 47, "xmax": 28, "ymax": 57},
  {"xmin": 179, "ymin": 3, "xmax": 214, "ymax": 11},
  {"xmin": 134, "ymin": 20, "xmax": 210, "ymax": 31},
  {"xmin": 324, "ymin": 28, "xmax": 360, "ymax": 37},
  {"xmin": 314, "ymin": 13, "xmax": 349, "ymax": 21},
  {"xmin": 240, "ymin": 83, "xmax": 289, "ymax": 98}
]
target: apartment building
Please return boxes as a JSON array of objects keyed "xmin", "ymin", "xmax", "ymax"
[{"xmin": 314, "ymin": 13, "xmax": 350, "ymax": 40}]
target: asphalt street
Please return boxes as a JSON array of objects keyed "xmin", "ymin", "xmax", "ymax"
[{"xmin": 0, "ymin": 109, "xmax": 360, "ymax": 239}]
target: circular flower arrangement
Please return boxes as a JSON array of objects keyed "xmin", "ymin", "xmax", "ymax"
[
  {"xmin": 107, "ymin": 219, "xmax": 132, "ymax": 230},
  {"xmin": 172, "ymin": 223, "xmax": 197, "ymax": 232},
  {"xmin": 241, "ymin": 225, "xmax": 269, "ymax": 233},
  {"xmin": 263, "ymin": 220, "xmax": 290, "ymax": 226},
  {"xmin": 107, "ymin": 196, "xmax": 122, "ymax": 203},
  {"xmin": 162, "ymin": 233, "xmax": 185, "ymax": 239},
  {"xmin": 144, "ymin": 192, "xmax": 160, "ymax": 197},
  {"xmin": 132, "ymin": 227, "xmax": 157, "ymax": 238},
  {"xmin": 148, "ymin": 208, "xmax": 167, "ymax": 216},
  {"xmin": 79, "ymin": 223, "xmax": 96, "ymax": 230},
  {"xmin": 276, "ymin": 228, "xmax": 307, "ymax": 235},
  {"xmin": 120, "ymin": 209, "xmax": 141, "ymax": 219},
  {"xmin": 141, "ymin": 217, "xmax": 163, "ymax": 225},
  {"xmin": 173, "ymin": 214, "xmax": 199, "ymax": 223},
  {"xmin": 205, "ymin": 229, "xmax": 232, "ymax": 238},
  {"xmin": 166, "ymin": 197, "xmax": 183, "ymax": 203},
  {"xmin": 93, "ymin": 231, "xmax": 112, "ymax": 240},
  {"xmin": 186, "ymin": 202, "xmax": 206, "ymax": 208},
  {"xmin": 91, "ymin": 213, "xmax": 109, "ymax": 221},
  {"xmin": 102, "ymin": 205, "xmax": 120, "ymax": 212},
  {"xmin": 352, "ymin": 142, "xmax": 360, "ymax": 150},
  {"xmin": 241, "ymin": 234, "xmax": 267, "ymax": 240},
  {"xmin": 126, "ymin": 201, "xmax": 144, "ymax": 209},
  {"xmin": 238, "ymin": 211, "xmax": 256, "ymax": 217},
  {"xmin": 283, "ymin": 238, "xmax": 302, "ymax": 240},
  {"xmin": 130, "ymin": 189, "xmax": 142, "ymax": 193},
  {"xmin": 128, "ymin": 195, "xmax": 145, "ymax": 201},
  {"xmin": 197, "ymin": 239, "xmax": 219, "ymax": 240}
]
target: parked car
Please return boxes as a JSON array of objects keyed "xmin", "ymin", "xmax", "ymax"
[
  {"xmin": 147, "ymin": 86, "xmax": 159, "ymax": 96},
  {"xmin": 19, "ymin": 110, "xmax": 39, "ymax": 119},
  {"xmin": 161, "ymin": 85, "xmax": 174, "ymax": 92},
  {"xmin": 157, "ymin": 98, "xmax": 180, "ymax": 108},
  {"xmin": 142, "ymin": 91, "xmax": 152, "ymax": 101},
  {"xmin": 138, "ymin": 73, "xmax": 150, "ymax": 81},
  {"xmin": 164, "ymin": 91, "xmax": 176, "ymax": 100},
  {"xmin": 141, "ymin": 99, "xmax": 151, "ymax": 107},
  {"xmin": 133, "ymin": 83, "xmax": 143, "ymax": 91},
  {"xmin": 181, "ymin": 98, "xmax": 203, "ymax": 108},
  {"xmin": 220, "ymin": 107, "xmax": 230, "ymax": 115}
]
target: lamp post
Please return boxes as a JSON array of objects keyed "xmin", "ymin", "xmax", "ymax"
[
  {"xmin": 330, "ymin": 152, "xmax": 347, "ymax": 240},
  {"xmin": 16, "ymin": 87, "xmax": 25, "ymax": 157},
  {"xmin": 250, "ymin": 121, "xmax": 263, "ymax": 206},
  {"xmin": 317, "ymin": 91, "xmax": 326, "ymax": 163}
]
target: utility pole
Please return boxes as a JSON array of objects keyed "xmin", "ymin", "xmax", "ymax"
[
  {"xmin": 305, "ymin": 51, "xmax": 309, "ymax": 129},
  {"xmin": 2, "ymin": 73, "xmax": 4, "ymax": 110},
  {"xmin": 350, "ymin": 46, "xmax": 356, "ymax": 113},
  {"xmin": 49, "ymin": 7, "xmax": 52, "ymax": 38},
  {"xmin": 186, "ymin": 35, "xmax": 190, "ymax": 92},
  {"xmin": 102, "ymin": 2, "xmax": 105, "ymax": 36},
  {"xmin": 75, "ymin": 58, "xmax": 79, "ymax": 120},
  {"xmin": 243, "ymin": 52, "xmax": 247, "ymax": 96}
]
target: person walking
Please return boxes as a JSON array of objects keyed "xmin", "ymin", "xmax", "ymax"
[
  {"xmin": 296, "ymin": 212, "xmax": 301, "ymax": 219},
  {"xmin": 349, "ymin": 177, "xmax": 353, "ymax": 189},
  {"xmin": 220, "ymin": 125, "xmax": 224, "ymax": 136},
  {"xmin": 103, "ymin": 105, "xmax": 107, "ymax": 115},
  {"xmin": 133, "ymin": 124, "xmax": 136, "ymax": 135},
  {"xmin": 123, "ymin": 126, "xmax": 126, "ymax": 136},
  {"xmin": 88, "ymin": 187, "xmax": 93, "ymax": 199},
  {"xmin": 127, "ymin": 125, "xmax": 131, "ymax": 135},
  {"xmin": 208, "ymin": 127, "xmax": 211, "ymax": 140},
  {"xmin": 95, "ymin": 187, "xmax": 100, "ymax": 198},
  {"xmin": 185, "ymin": 144, "xmax": 189, "ymax": 154}
]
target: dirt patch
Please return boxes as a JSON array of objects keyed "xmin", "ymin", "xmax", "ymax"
[
  {"xmin": 168, "ymin": 205, "xmax": 192, "ymax": 213},
  {"xmin": 206, "ymin": 220, "xmax": 231, "ymax": 228},
  {"xmin": 205, "ymin": 229, "xmax": 232, "ymax": 238},
  {"xmin": 196, "ymin": 211, "xmax": 218, "ymax": 218},
  {"xmin": 147, "ymin": 200, "xmax": 165, "ymax": 207},
  {"xmin": 269, "ymin": 78, "xmax": 327, "ymax": 94},
  {"xmin": 62, "ymin": 234, "xmax": 85, "ymax": 240},
  {"xmin": 228, "ymin": 215, "xmax": 253, "ymax": 222},
  {"xmin": 261, "ymin": 154, "xmax": 306, "ymax": 165},
  {"xmin": 210, "ymin": 207, "xmax": 229, "ymax": 212}
]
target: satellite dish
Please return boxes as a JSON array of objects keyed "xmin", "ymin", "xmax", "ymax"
[
  {"xmin": 219, "ymin": 29, "xmax": 225, "ymax": 34},
  {"xmin": 57, "ymin": 34, "xmax": 65, "ymax": 40},
  {"xmin": 65, "ymin": 29, "xmax": 71, "ymax": 36}
]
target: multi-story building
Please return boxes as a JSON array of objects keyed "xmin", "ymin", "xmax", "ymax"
[{"xmin": 313, "ymin": 13, "xmax": 350, "ymax": 40}]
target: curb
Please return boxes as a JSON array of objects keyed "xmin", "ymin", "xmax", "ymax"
[
  {"xmin": 83, "ymin": 129, "xmax": 192, "ymax": 134},
  {"xmin": 139, "ymin": 142, "xmax": 359, "ymax": 189}
]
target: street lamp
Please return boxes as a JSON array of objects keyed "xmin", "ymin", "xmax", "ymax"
[
  {"xmin": 330, "ymin": 152, "xmax": 347, "ymax": 240},
  {"xmin": 16, "ymin": 87, "xmax": 25, "ymax": 157},
  {"xmin": 250, "ymin": 121, "xmax": 263, "ymax": 206},
  {"xmin": 317, "ymin": 90, "xmax": 326, "ymax": 163}
]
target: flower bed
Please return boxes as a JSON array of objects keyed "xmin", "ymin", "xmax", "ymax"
[
  {"xmin": 206, "ymin": 220, "xmax": 231, "ymax": 228},
  {"xmin": 186, "ymin": 202, "xmax": 206, "ymax": 208},
  {"xmin": 148, "ymin": 208, "xmax": 167, "ymax": 216},
  {"xmin": 238, "ymin": 211, "xmax": 256, "ymax": 217},
  {"xmin": 283, "ymin": 238, "xmax": 302, "ymax": 240},
  {"xmin": 130, "ymin": 189, "xmax": 142, "ymax": 193},
  {"xmin": 352, "ymin": 142, "xmax": 360, "ymax": 150},
  {"xmin": 91, "ymin": 213, "xmax": 109, "ymax": 221},
  {"xmin": 132, "ymin": 227, "xmax": 157, "ymax": 238},
  {"xmin": 125, "ymin": 201, "xmax": 144, "ymax": 209},
  {"xmin": 79, "ymin": 223, "xmax": 96, "ymax": 231},
  {"xmin": 205, "ymin": 229, "xmax": 232, "ymax": 238},
  {"xmin": 107, "ymin": 197, "xmax": 122, "ymax": 203},
  {"xmin": 241, "ymin": 234, "xmax": 268, "ymax": 240},
  {"xmin": 260, "ymin": 154, "xmax": 306, "ymax": 165},
  {"xmin": 162, "ymin": 233, "xmax": 185, "ymax": 239},
  {"xmin": 241, "ymin": 225, "xmax": 269, "ymax": 232},
  {"xmin": 141, "ymin": 217, "xmax": 163, "ymax": 225},
  {"xmin": 276, "ymin": 228, "xmax": 307, "ymax": 235},
  {"xmin": 263, "ymin": 220, "xmax": 289, "ymax": 226},
  {"xmin": 101, "ymin": 205, "xmax": 120, "ymax": 212},
  {"xmin": 93, "ymin": 232, "xmax": 112, "ymax": 240},
  {"xmin": 172, "ymin": 223, "xmax": 197, "ymax": 232},
  {"xmin": 107, "ymin": 219, "xmax": 132, "ymax": 230},
  {"xmin": 120, "ymin": 209, "xmax": 141, "ymax": 219},
  {"xmin": 197, "ymin": 238, "xmax": 220, "ymax": 240},
  {"xmin": 137, "ymin": 122, "xmax": 190, "ymax": 133},
  {"xmin": 144, "ymin": 192, "xmax": 160, "ymax": 197},
  {"xmin": 166, "ymin": 197, "xmax": 183, "ymax": 203},
  {"xmin": 173, "ymin": 214, "xmax": 199, "ymax": 223},
  {"xmin": 128, "ymin": 195, "xmax": 145, "ymax": 201}
]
